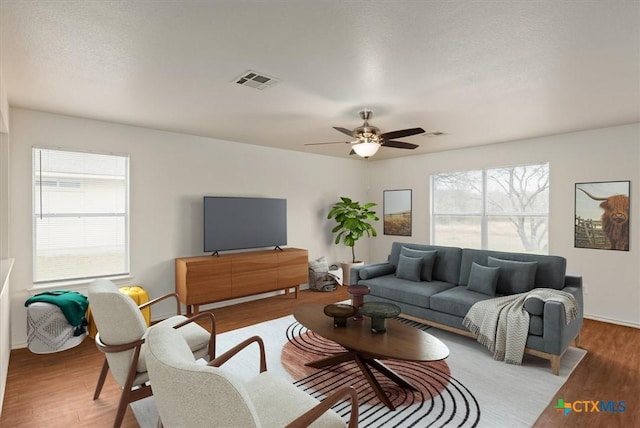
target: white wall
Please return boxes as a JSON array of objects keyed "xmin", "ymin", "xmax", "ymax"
[
  {"xmin": 0, "ymin": 66, "xmax": 9, "ymax": 259},
  {"xmin": 0, "ymin": 67, "xmax": 8, "ymax": 134},
  {"xmin": 8, "ymin": 108, "xmax": 639, "ymax": 349},
  {"xmin": 8, "ymin": 108, "xmax": 371, "ymax": 347},
  {"xmin": 366, "ymin": 124, "xmax": 640, "ymax": 327},
  {"xmin": 0, "ymin": 66, "xmax": 12, "ymax": 413}
]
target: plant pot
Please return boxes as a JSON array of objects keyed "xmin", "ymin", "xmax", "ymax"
[{"xmin": 341, "ymin": 261, "xmax": 364, "ymax": 286}]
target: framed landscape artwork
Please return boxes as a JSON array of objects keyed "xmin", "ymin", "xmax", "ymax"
[
  {"xmin": 574, "ymin": 180, "xmax": 630, "ymax": 251},
  {"xmin": 383, "ymin": 189, "xmax": 412, "ymax": 236}
]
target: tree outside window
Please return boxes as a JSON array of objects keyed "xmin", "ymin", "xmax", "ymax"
[{"xmin": 431, "ymin": 163, "xmax": 549, "ymax": 253}]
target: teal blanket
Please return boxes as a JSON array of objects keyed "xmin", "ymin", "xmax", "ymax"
[{"xmin": 25, "ymin": 291, "xmax": 89, "ymax": 333}]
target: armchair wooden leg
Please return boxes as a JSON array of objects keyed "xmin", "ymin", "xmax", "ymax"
[
  {"xmin": 93, "ymin": 358, "xmax": 110, "ymax": 400},
  {"xmin": 113, "ymin": 387, "xmax": 131, "ymax": 428}
]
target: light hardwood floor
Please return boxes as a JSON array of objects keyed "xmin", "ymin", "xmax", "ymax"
[{"xmin": 1, "ymin": 287, "xmax": 638, "ymax": 428}]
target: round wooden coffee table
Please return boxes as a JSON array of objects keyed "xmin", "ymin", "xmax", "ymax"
[{"xmin": 293, "ymin": 303, "xmax": 450, "ymax": 410}]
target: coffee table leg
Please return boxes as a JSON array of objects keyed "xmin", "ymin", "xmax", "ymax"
[
  {"xmin": 369, "ymin": 359, "xmax": 418, "ymax": 391},
  {"xmin": 354, "ymin": 355, "xmax": 396, "ymax": 411},
  {"xmin": 305, "ymin": 351, "xmax": 356, "ymax": 369},
  {"xmin": 305, "ymin": 351, "xmax": 417, "ymax": 411}
]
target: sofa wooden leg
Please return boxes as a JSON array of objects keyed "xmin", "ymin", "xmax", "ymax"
[
  {"xmin": 550, "ymin": 355, "xmax": 560, "ymax": 376},
  {"xmin": 573, "ymin": 332, "xmax": 581, "ymax": 348}
]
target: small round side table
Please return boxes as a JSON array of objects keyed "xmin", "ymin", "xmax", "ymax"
[{"xmin": 347, "ymin": 285, "xmax": 370, "ymax": 320}]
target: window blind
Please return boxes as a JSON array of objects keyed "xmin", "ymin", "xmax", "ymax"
[{"xmin": 33, "ymin": 148, "xmax": 130, "ymax": 283}]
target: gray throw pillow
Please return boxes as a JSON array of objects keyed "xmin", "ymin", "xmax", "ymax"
[
  {"xmin": 487, "ymin": 256, "xmax": 538, "ymax": 294},
  {"xmin": 400, "ymin": 247, "xmax": 437, "ymax": 281},
  {"xmin": 395, "ymin": 254, "xmax": 423, "ymax": 282},
  {"xmin": 359, "ymin": 263, "xmax": 396, "ymax": 280},
  {"xmin": 466, "ymin": 262, "xmax": 500, "ymax": 296}
]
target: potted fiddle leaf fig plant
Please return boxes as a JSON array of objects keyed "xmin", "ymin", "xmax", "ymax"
[{"xmin": 327, "ymin": 197, "xmax": 378, "ymax": 284}]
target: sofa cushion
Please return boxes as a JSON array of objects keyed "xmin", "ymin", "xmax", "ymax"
[
  {"xmin": 466, "ymin": 262, "xmax": 500, "ymax": 296},
  {"xmin": 459, "ymin": 248, "xmax": 567, "ymax": 290},
  {"xmin": 529, "ymin": 315, "xmax": 543, "ymax": 336},
  {"xmin": 430, "ymin": 286, "xmax": 494, "ymax": 318},
  {"xmin": 524, "ymin": 296, "xmax": 544, "ymax": 316},
  {"xmin": 359, "ymin": 275, "xmax": 455, "ymax": 308},
  {"xmin": 487, "ymin": 257, "xmax": 538, "ymax": 294},
  {"xmin": 395, "ymin": 255, "xmax": 423, "ymax": 282},
  {"xmin": 401, "ymin": 247, "xmax": 437, "ymax": 281},
  {"xmin": 359, "ymin": 263, "xmax": 396, "ymax": 280},
  {"xmin": 390, "ymin": 242, "xmax": 462, "ymax": 284}
]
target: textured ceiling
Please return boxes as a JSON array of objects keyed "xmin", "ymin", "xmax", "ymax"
[{"xmin": 1, "ymin": 1, "xmax": 639, "ymax": 160}]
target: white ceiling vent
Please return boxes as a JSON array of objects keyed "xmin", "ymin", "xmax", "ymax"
[{"xmin": 233, "ymin": 70, "xmax": 280, "ymax": 90}]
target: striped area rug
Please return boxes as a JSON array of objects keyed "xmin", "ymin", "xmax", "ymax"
[
  {"xmin": 283, "ymin": 320, "xmax": 480, "ymax": 427},
  {"xmin": 132, "ymin": 314, "xmax": 585, "ymax": 428}
]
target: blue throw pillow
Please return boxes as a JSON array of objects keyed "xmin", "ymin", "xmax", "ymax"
[
  {"xmin": 400, "ymin": 247, "xmax": 437, "ymax": 281},
  {"xmin": 466, "ymin": 262, "xmax": 500, "ymax": 296},
  {"xmin": 395, "ymin": 254, "xmax": 423, "ymax": 282},
  {"xmin": 487, "ymin": 256, "xmax": 538, "ymax": 294}
]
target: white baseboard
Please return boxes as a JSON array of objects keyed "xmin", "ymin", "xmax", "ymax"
[
  {"xmin": 151, "ymin": 284, "xmax": 310, "ymax": 322},
  {"xmin": 584, "ymin": 314, "xmax": 640, "ymax": 329}
]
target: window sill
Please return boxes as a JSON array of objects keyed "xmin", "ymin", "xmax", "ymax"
[{"xmin": 28, "ymin": 275, "xmax": 134, "ymax": 295}]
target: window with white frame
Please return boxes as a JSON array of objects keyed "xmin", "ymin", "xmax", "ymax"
[
  {"xmin": 431, "ymin": 163, "xmax": 549, "ymax": 254},
  {"xmin": 33, "ymin": 148, "xmax": 129, "ymax": 283}
]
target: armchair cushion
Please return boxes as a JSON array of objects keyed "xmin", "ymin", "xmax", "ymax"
[
  {"xmin": 136, "ymin": 315, "xmax": 212, "ymax": 372},
  {"xmin": 246, "ymin": 372, "xmax": 345, "ymax": 427}
]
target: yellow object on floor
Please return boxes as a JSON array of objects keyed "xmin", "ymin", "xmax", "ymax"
[{"xmin": 86, "ymin": 285, "xmax": 151, "ymax": 338}]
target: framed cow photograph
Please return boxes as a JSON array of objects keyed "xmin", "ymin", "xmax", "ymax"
[{"xmin": 575, "ymin": 180, "xmax": 630, "ymax": 251}]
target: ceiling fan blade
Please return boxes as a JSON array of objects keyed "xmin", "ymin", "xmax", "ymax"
[
  {"xmin": 333, "ymin": 126, "xmax": 354, "ymax": 137},
  {"xmin": 304, "ymin": 141, "xmax": 351, "ymax": 146},
  {"xmin": 382, "ymin": 140, "xmax": 419, "ymax": 150},
  {"xmin": 380, "ymin": 127, "xmax": 425, "ymax": 140}
]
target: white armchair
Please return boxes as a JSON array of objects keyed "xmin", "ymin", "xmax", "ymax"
[
  {"xmin": 146, "ymin": 324, "xmax": 359, "ymax": 428},
  {"xmin": 88, "ymin": 279, "xmax": 216, "ymax": 428}
]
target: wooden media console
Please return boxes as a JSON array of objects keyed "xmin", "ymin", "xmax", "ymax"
[{"xmin": 175, "ymin": 247, "xmax": 308, "ymax": 315}]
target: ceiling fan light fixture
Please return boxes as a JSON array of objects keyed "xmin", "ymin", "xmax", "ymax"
[{"xmin": 352, "ymin": 140, "xmax": 380, "ymax": 158}]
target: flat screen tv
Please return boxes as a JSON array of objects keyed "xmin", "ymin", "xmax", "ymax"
[{"xmin": 203, "ymin": 196, "xmax": 287, "ymax": 253}]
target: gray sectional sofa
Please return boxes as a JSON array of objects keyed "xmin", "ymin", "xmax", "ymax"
[{"xmin": 350, "ymin": 242, "xmax": 583, "ymax": 374}]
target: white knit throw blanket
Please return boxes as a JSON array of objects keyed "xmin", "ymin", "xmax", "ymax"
[{"xmin": 462, "ymin": 288, "xmax": 579, "ymax": 365}]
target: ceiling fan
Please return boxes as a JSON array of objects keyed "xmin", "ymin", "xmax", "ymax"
[{"xmin": 305, "ymin": 110, "xmax": 425, "ymax": 158}]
